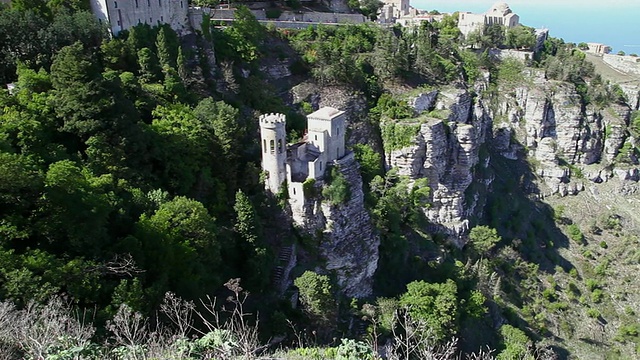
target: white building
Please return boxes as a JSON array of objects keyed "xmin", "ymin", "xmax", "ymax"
[
  {"xmin": 458, "ymin": 2, "xmax": 519, "ymax": 37},
  {"xmin": 90, "ymin": 0, "xmax": 189, "ymax": 36},
  {"xmin": 378, "ymin": 0, "xmax": 410, "ymax": 23},
  {"xmin": 259, "ymin": 107, "xmax": 347, "ymax": 205}
]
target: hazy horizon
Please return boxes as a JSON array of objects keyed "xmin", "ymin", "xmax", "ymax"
[{"xmin": 411, "ymin": 0, "xmax": 640, "ymax": 53}]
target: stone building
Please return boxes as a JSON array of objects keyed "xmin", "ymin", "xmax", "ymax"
[
  {"xmin": 378, "ymin": 0, "xmax": 410, "ymax": 23},
  {"xmin": 90, "ymin": 0, "xmax": 190, "ymax": 35},
  {"xmin": 586, "ymin": 43, "xmax": 612, "ymax": 55},
  {"xmin": 458, "ymin": 2, "xmax": 519, "ymax": 37},
  {"xmin": 259, "ymin": 107, "xmax": 346, "ymax": 204}
]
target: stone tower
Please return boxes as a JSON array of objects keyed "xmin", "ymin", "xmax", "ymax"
[
  {"xmin": 259, "ymin": 113, "xmax": 287, "ymax": 194},
  {"xmin": 307, "ymin": 107, "xmax": 346, "ymax": 164}
]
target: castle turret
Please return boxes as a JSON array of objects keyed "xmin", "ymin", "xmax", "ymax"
[
  {"xmin": 307, "ymin": 107, "xmax": 346, "ymax": 166},
  {"xmin": 259, "ymin": 113, "xmax": 288, "ymax": 194}
]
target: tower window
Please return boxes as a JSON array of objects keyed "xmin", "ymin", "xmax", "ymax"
[
  {"xmin": 278, "ymin": 139, "xmax": 283, "ymax": 153},
  {"xmin": 147, "ymin": 0, "xmax": 150, "ymax": 6},
  {"xmin": 293, "ymin": 188, "xmax": 296, "ymax": 195},
  {"xmin": 320, "ymin": 161, "xmax": 322, "ymax": 171},
  {"xmin": 135, "ymin": 0, "xmax": 138, "ymax": 7},
  {"xmin": 114, "ymin": 1, "xmax": 117, "ymax": 8},
  {"xmin": 158, "ymin": 0, "xmax": 162, "ymax": 6},
  {"xmin": 181, "ymin": 1, "xmax": 184, "ymax": 8},
  {"xmin": 263, "ymin": 139, "xmax": 266, "ymax": 153},
  {"xmin": 270, "ymin": 140, "xmax": 275, "ymax": 154},
  {"xmin": 315, "ymin": 135, "xmax": 318, "ymax": 141},
  {"xmin": 161, "ymin": 15, "xmax": 164, "ymax": 21},
  {"xmin": 150, "ymin": 17, "xmax": 153, "ymax": 22}
]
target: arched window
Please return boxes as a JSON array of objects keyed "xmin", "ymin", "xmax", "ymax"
[
  {"xmin": 270, "ymin": 140, "xmax": 275, "ymax": 154},
  {"xmin": 263, "ymin": 139, "xmax": 267, "ymax": 153},
  {"xmin": 278, "ymin": 139, "xmax": 283, "ymax": 153}
]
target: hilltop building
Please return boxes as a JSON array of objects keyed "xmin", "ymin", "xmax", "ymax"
[
  {"xmin": 586, "ymin": 43, "xmax": 612, "ymax": 55},
  {"xmin": 378, "ymin": 0, "xmax": 411, "ymax": 23},
  {"xmin": 89, "ymin": 0, "xmax": 189, "ymax": 35},
  {"xmin": 458, "ymin": 2, "xmax": 519, "ymax": 37},
  {"xmin": 259, "ymin": 107, "xmax": 346, "ymax": 204}
]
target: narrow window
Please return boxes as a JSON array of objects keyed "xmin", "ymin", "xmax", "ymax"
[
  {"xmin": 135, "ymin": 0, "xmax": 138, "ymax": 7},
  {"xmin": 337, "ymin": 127, "xmax": 340, "ymax": 135},
  {"xmin": 181, "ymin": 1, "xmax": 184, "ymax": 8},
  {"xmin": 114, "ymin": 1, "xmax": 117, "ymax": 8},
  {"xmin": 263, "ymin": 139, "xmax": 266, "ymax": 153},
  {"xmin": 150, "ymin": 17, "xmax": 153, "ymax": 22},
  {"xmin": 158, "ymin": 0, "xmax": 162, "ymax": 6},
  {"xmin": 314, "ymin": 135, "xmax": 318, "ymax": 141},
  {"xmin": 278, "ymin": 139, "xmax": 283, "ymax": 153},
  {"xmin": 270, "ymin": 140, "xmax": 275, "ymax": 154},
  {"xmin": 160, "ymin": 15, "xmax": 164, "ymax": 22},
  {"xmin": 320, "ymin": 161, "xmax": 323, "ymax": 171},
  {"xmin": 293, "ymin": 188, "xmax": 296, "ymax": 195},
  {"xmin": 147, "ymin": 0, "xmax": 150, "ymax": 6}
]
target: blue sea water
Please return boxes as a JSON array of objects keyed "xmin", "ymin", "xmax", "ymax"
[{"xmin": 411, "ymin": 0, "xmax": 640, "ymax": 54}]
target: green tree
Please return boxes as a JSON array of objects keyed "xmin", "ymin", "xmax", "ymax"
[
  {"xmin": 468, "ymin": 225, "xmax": 501, "ymax": 256},
  {"xmin": 497, "ymin": 325, "xmax": 534, "ymax": 360},
  {"xmin": 137, "ymin": 47, "xmax": 161, "ymax": 83},
  {"xmin": 39, "ymin": 160, "xmax": 112, "ymax": 255},
  {"xmin": 399, "ymin": 279, "xmax": 459, "ymax": 342},
  {"xmin": 149, "ymin": 104, "xmax": 214, "ymax": 195},
  {"xmin": 294, "ymin": 271, "xmax": 337, "ymax": 326},
  {"xmin": 353, "ymin": 144, "xmax": 383, "ymax": 187},
  {"xmin": 233, "ymin": 190, "xmax": 269, "ymax": 289},
  {"xmin": 505, "ymin": 25, "xmax": 536, "ymax": 50},
  {"xmin": 137, "ymin": 196, "xmax": 221, "ymax": 299},
  {"xmin": 482, "ymin": 24, "xmax": 505, "ymax": 48}
]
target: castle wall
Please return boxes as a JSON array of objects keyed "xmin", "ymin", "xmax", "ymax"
[
  {"xmin": 603, "ymin": 54, "xmax": 640, "ymax": 75},
  {"xmin": 91, "ymin": 0, "xmax": 189, "ymax": 35},
  {"xmin": 458, "ymin": 12, "xmax": 486, "ymax": 37}
]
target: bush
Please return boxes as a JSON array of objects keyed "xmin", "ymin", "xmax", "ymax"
[
  {"xmin": 303, "ymin": 178, "xmax": 317, "ymax": 198},
  {"xmin": 322, "ymin": 167, "xmax": 351, "ymax": 205},
  {"xmin": 587, "ymin": 308, "xmax": 601, "ymax": 318},
  {"xmin": 336, "ymin": 339, "xmax": 374, "ymax": 360},
  {"xmin": 585, "ymin": 278, "xmax": 600, "ymax": 292},
  {"xmin": 265, "ymin": 9, "xmax": 283, "ymax": 19},
  {"xmin": 591, "ymin": 289, "xmax": 604, "ymax": 303},
  {"xmin": 567, "ymin": 224, "xmax": 584, "ymax": 245}
]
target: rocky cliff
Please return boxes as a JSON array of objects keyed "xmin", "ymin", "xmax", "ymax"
[
  {"xmin": 493, "ymin": 69, "xmax": 636, "ymax": 196},
  {"xmin": 382, "ymin": 70, "xmax": 639, "ymax": 242},
  {"xmin": 290, "ymin": 153, "xmax": 380, "ymax": 298},
  {"xmin": 384, "ymin": 87, "xmax": 492, "ymax": 241}
]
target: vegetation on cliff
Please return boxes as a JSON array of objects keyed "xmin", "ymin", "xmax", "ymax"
[{"xmin": 1, "ymin": 1, "xmax": 640, "ymax": 359}]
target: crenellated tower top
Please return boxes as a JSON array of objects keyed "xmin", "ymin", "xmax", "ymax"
[{"xmin": 259, "ymin": 113, "xmax": 287, "ymax": 128}]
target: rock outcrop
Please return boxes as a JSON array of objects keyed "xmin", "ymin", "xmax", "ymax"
[
  {"xmin": 492, "ymin": 69, "xmax": 635, "ymax": 196},
  {"xmin": 290, "ymin": 153, "xmax": 380, "ymax": 298},
  {"xmin": 385, "ymin": 89, "xmax": 492, "ymax": 240}
]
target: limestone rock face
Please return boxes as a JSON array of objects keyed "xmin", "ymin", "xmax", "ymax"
[
  {"xmin": 620, "ymin": 84, "xmax": 640, "ymax": 110},
  {"xmin": 409, "ymin": 90, "xmax": 439, "ymax": 114},
  {"xmin": 493, "ymin": 72, "xmax": 635, "ymax": 196},
  {"xmin": 386, "ymin": 91, "xmax": 492, "ymax": 239},
  {"xmin": 290, "ymin": 153, "xmax": 380, "ymax": 298},
  {"xmin": 602, "ymin": 104, "xmax": 631, "ymax": 163},
  {"xmin": 260, "ymin": 60, "xmax": 292, "ymax": 80}
]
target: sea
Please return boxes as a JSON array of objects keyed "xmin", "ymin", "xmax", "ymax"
[{"xmin": 411, "ymin": 0, "xmax": 640, "ymax": 54}]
